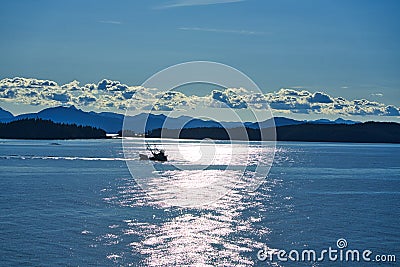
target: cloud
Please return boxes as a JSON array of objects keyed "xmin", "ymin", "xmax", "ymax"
[
  {"xmin": 157, "ymin": 0, "xmax": 244, "ymax": 9},
  {"xmin": 371, "ymin": 93, "xmax": 383, "ymax": 97},
  {"xmin": 210, "ymin": 89, "xmax": 248, "ymax": 109},
  {"xmin": 61, "ymin": 80, "xmax": 81, "ymax": 91},
  {"xmin": 77, "ymin": 93, "xmax": 97, "ymax": 105},
  {"xmin": 385, "ymin": 105, "xmax": 400, "ymax": 116},
  {"xmin": 0, "ymin": 77, "xmax": 139, "ymax": 109},
  {"xmin": 44, "ymin": 91, "xmax": 71, "ymax": 103},
  {"xmin": 264, "ymin": 88, "xmax": 399, "ymax": 116},
  {"xmin": 0, "ymin": 77, "xmax": 58, "ymax": 88},
  {"xmin": 98, "ymin": 20, "xmax": 122, "ymax": 25},
  {"xmin": 178, "ymin": 27, "xmax": 264, "ymax": 35},
  {"xmin": 245, "ymin": 93, "xmax": 268, "ymax": 109},
  {"xmin": 0, "ymin": 77, "xmax": 399, "ymax": 117},
  {"xmin": 97, "ymin": 79, "xmax": 129, "ymax": 92},
  {"xmin": 308, "ymin": 92, "xmax": 334, "ymax": 103},
  {"xmin": 152, "ymin": 91, "xmax": 191, "ymax": 111}
]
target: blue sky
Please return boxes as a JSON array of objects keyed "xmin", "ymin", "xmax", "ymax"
[{"xmin": 0, "ymin": 0, "xmax": 399, "ymax": 118}]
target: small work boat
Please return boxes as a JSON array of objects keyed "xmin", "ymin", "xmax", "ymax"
[{"xmin": 139, "ymin": 142, "xmax": 168, "ymax": 162}]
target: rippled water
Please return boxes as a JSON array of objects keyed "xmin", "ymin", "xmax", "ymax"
[
  {"xmin": 123, "ymin": 138, "xmax": 275, "ymax": 207},
  {"xmin": 0, "ymin": 139, "xmax": 399, "ymax": 266}
]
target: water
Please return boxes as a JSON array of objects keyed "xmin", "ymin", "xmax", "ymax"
[{"xmin": 0, "ymin": 139, "xmax": 399, "ymax": 266}]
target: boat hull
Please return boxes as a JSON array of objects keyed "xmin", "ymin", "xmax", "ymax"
[{"xmin": 139, "ymin": 153, "xmax": 168, "ymax": 161}]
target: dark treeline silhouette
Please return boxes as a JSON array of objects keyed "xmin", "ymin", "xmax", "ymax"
[
  {"xmin": 146, "ymin": 122, "xmax": 400, "ymax": 143},
  {"xmin": 274, "ymin": 122, "xmax": 400, "ymax": 143},
  {"xmin": 147, "ymin": 127, "xmax": 231, "ymax": 140},
  {"xmin": 0, "ymin": 118, "xmax": 106, "ymax": 139}
]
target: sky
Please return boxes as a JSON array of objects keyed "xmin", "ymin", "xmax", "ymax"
[{"xmin": 0, "ymin": 0, "xmax": 399, "ymax": 120}]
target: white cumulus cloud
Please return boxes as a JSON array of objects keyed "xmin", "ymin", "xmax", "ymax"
[{"xmin": 0, "ymin": 77, "xmax": 399, "ymax": 117}]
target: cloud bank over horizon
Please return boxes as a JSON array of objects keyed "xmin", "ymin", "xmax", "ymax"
[{"xmin": 0, "ymin": 77, "xmax": 399, "ymax": 117}]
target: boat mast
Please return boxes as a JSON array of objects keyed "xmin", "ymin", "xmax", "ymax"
[{"xmin": 146, "ymin": 142, "xmax": 156, "ymax": 156}]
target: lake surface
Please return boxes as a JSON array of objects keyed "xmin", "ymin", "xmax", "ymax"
[{"xmin": 0, "ymin": 139, "xmax": 399, "ymax": 266}]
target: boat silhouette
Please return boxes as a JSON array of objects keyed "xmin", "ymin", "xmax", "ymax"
[{"xmin": 139, "ymin": 142, "xmax": 168, "ymax": 162}]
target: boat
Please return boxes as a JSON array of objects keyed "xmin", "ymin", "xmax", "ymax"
[
  {"xmin": 50, "ymin": 142, "xmax": 61, "ymax": 145},
  {"xmin": 139, "ymin": 142, "xmax": 168, "ymax": 162}
]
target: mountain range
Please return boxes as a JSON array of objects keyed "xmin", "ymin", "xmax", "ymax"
[
  {"xmin": 0, "ymin": 107, "xmax": 14, "ymax": 120},
  {"xmin": 0, "ymin": 105, "xmax": 360, "ymax": 133}
]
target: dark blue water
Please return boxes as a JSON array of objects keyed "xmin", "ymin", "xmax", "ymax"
[{"xmin": 0, "ymin": 139, "xmax": 399, "ymax": 266}]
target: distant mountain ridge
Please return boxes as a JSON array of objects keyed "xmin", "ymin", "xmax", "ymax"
[
  {"xmin": 309, "ymin": 118, "xmax": 358, "ymax": 125},
  {"xmin": 0, "ymin": 105, "xmax": 360, "ymax": 133},
  {"xmin": 0, "ymin": 107, "xmax": 13, "ymax": 120}
]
